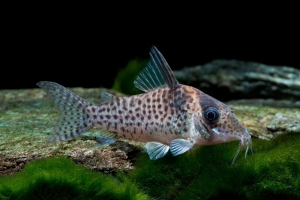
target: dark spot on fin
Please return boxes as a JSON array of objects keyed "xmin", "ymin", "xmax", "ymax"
[
  {"xmin": 134, "ymin": 46, "xmax": 179, "ymax": 92},
  {"xmin": 36, "ymin": 81, "xmax": 92, "ymax": 142},
  {"xmin": 100, "ymin": 92, "xmax": 116, "ymax": 104}
]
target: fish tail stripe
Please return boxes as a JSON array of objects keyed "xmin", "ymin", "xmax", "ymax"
[{"xmin": 37, "ymin": 81, "xmax": 92, "ymax": 142}]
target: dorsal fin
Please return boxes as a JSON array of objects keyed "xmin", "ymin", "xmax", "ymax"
[
  {"xmin": 100, "ymin": 91, "xmax": 116, "ymax": 104},
  {"xmin": 134, "ymin": 46, "xmax": 179, "ymax": 92}
]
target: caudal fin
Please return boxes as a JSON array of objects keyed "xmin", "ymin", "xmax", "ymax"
[{"xmin": 37, "ymin": 81, "xmax": 93, "ymax": 142}]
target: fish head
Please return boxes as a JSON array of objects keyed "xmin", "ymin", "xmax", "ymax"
[{"xmin": 194, "ymin": 92, "xmax": 252, "ymax": 163}]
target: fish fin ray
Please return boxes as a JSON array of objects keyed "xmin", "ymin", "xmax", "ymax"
[
  {"xmin": 145, "ymin": 142, "xmax": 170, "ymax": 160},
  {"xmin": 170, "ymin": 138, "xmax": 195, "ymax": 156},
  {"xmin": 134, "ymin": 46, "xmax": 179, "ymax": 92},
  {"xmin": 37, "ymin": 81, "xmax": 92, "ymax": 142},
  {"xmin": 100, "ymin": 91, "xmax": 116, "ymax": 104},
  {"xmin": 95, "ymin": 129, "xmax": 117, "ymax": 146}
]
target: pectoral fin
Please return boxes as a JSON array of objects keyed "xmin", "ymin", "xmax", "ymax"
[
  {"xmin": 145, "ymin": 142, "xmax": 170, "ymax": 160},
  {"xmin": 170, "ymin": 138, "xmax": 195, "ymax": 156}
]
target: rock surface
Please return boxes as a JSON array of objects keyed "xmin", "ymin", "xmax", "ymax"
[
  {"xmin": 0, "ymin": 87, "xmax": 300, "ymax": 176},
  {"xmin": 0, "ymin": 88, "xmax": 143, "ymax": 176},
  {"xmin": 173, "ymin": 60, "xmax": 300, "ymax": 101}
]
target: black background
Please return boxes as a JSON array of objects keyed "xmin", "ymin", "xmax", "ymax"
[{"xmin": 2, "ymin": 4, "xmax": 299, "ymax": 90}]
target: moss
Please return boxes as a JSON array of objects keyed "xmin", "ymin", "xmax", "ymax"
[
  {"xmin": 0, "ymin": 157, "xmax": 149, "ymax": 200},
  {"xmin": 2, "ymin": 133, "xmax": 300, "ymax": 199},
  {"xmin": 112, "ymin": 59, "xmax": 148, "ymax": 95},
  {"xmin": 128, "ymin": 132, "xmax": 300, "ymax": 199},
  {"xmin": 1, "ymin": 84, "xmax": 300, "ymax": 199}
]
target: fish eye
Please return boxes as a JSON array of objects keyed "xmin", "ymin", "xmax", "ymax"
[{"xmin": 204, "ymin": 107, "xmax": 220, "ymax": 122}]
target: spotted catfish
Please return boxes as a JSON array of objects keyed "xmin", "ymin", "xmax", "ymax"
[{"xmin": 37, "ymin": 46, "xmax": 252, "ymax": 164}]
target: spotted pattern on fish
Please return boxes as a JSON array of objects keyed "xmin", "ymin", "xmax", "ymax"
[
  {"xmin": 81, "ymin": 86, "xmax": 195, "ymax": 144},
  {"xmin": 37, "ymin": 46, "xmax": 252, "ymax": 164}
]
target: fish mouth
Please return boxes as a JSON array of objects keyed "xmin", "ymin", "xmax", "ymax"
[{"xmin": 231, "ymin": 130, "xmax": 253, "ymax": 165}]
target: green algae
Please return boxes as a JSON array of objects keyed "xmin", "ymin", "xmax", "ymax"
[
  {"xmin": 0, "ymin": 157, "xmax": 149, "ymax": 200},
  {"xmin": 128, "ymin": 132, "xmax": 300, "ymax": 199},
  {"xmin": 1, "ymin": 133, "xmax": 300, "ymax": 199},
  {"xmin": 1, "ymin": 84, "xmax": 300, "ymax": 199}
]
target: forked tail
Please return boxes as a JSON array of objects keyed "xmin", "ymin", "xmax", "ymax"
[{"xmin": 37, "ymin": 81, "xmax": 93, "ymax": 142}]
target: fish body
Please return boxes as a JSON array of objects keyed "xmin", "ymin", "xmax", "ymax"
[{"xmin": 37, "ymin": 46, "xmax": 252, "ymax": 164}]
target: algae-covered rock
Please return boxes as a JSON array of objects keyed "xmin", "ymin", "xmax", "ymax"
[
  {"xmin": 1, "ymin": 86, "xmax": 300, "ymax": 199},
  {"xmin": 173, "ymin": 60, "xmax": 300, "ymax": 101},
  {"xmin": 226, "ymin": 100, "xmax": 300, "ymax": 140},
  {"xmin": 1, "ymin": 87, "xmax": 299, "ymax": 176},
  {"xmin": 0, "ymin": 87, "xmax": 143, "ymax": 176}
]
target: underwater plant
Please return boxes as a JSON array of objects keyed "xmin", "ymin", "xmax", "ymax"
[
  {"xmin": 112, "ymin": 59, "xmax": 148, "ymax": 95},
  {"xmin": 1, "ymin": 132, "xmax": 300, "ymax": 199},
  {"xmin": 128, "ymin": 132, "xmax": 300, "ymax": 199},
  {"xmin": 0, "ymin": 157, "xmax": 149, "ymax": 200}
]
